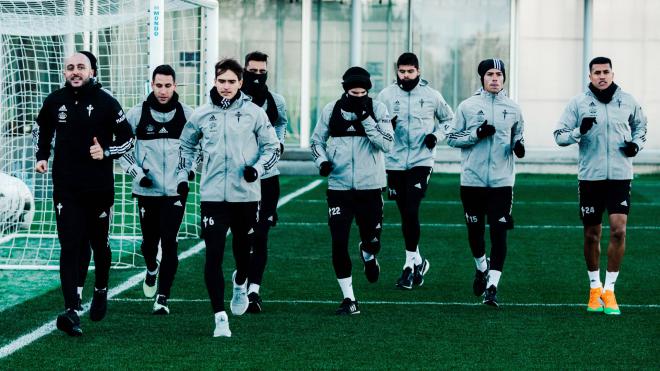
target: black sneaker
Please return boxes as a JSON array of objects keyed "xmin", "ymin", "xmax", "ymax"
[
  {"xmin": 335, "ymin": 298, "xmax": 360, "ymax": 315},
  {"xmin": 56, "ymin": 309, "xmax": 82, "ymax": 337},
  {"xmin": 412, "ymin": 259, "xmax": 430, "ymax": 286},
  {"xmin": 473, "ymin": 269, "xmax": 488, "ymax": 296},
  {"xmin": 90, "ymin": 288, "xmax": 108, "ymax": 321},
  {"xmin": 152, "ymin": 294, "xmax": 169, "ymax": 315},
  {"xmin": 246, "ymin": 292, "xmax": 263, "ymax": 313},
  {"xmin": 359, "ymin": 244, "xmax": 380, "ymax": 283},
  {"xmin": 396, "ymin": 267, "xmax": 413, "ymax": 289},
  {"xmin": 483, "ymin": 285, "xmax": 499, "ymax": 307}
]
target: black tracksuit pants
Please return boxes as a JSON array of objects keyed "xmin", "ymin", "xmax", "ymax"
[
  {"xmin": 248, "ymin": 175, "xmax": 280, "ymax": 287},
  {"xmin": 386, "ymin": 166, "xmax": 432, "ymax": 252},
  {"xmin": 327, "ymin": 189, "xmax": 383, "ymax": 279},
  {"xmin": 201, "ymin": 201, "xmax": 259, "ymax": 313},
  {"xmin": 137, "ymin": 195, "xmax": 186, "ymax": 298},
  {"xmin": 54, "ymin": 190, "xmax": 112, "ymax": 310}
]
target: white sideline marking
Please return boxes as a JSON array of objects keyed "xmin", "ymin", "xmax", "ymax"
[
  {"xmin": 277, "ymin": 222, "xmax": 660, "ymax": 231},
  {"xmin": 295, "ymin": 199, "xmax": 660, "ymax": 206},
  {"xmin": 110, "ymin": 297, "xmax": 660, "ymax": 309},
  {"xmin": 0, "ymin": 179, "xmax": 322, "ymax": 359}
]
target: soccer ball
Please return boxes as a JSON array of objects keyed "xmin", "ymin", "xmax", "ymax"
[{"xmin": 0, "ymin": 172, "xmax": 35, "ymax": 232}]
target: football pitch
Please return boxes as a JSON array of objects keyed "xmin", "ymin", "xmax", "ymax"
[{"xmin": 1, "ymin": 173, "xmax": 659, "ymax": 369}]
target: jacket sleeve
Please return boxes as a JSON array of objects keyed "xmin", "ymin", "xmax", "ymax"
[
  {"xmin": 273, "ymin": 94, "xmax": 288, "ymax": 143},
  {"xmin": 106, "ymin": 99, "xmax": 134, "ymax": 159},
  {"xmin": 118, "ymin": 105, "xmax": 145, "ymax": 179},
  {"xmin": 511, "ymin": 107, "xmax": 525, "ymax": 147},
  {"xmin": 177, "ymin": 113, "xmax": 203, "ymax": 183},
  {"xmin": 34, "ymin": 96, "xmax": 56, "ymax": 162},
  {"xmin": 252, "ymin": 109, "xmax": 280, "ymax": 177},
  {"xmin": 433, "ymin": 92, "xmax": 454, "ymax": 141},
  {"xmin": 446, "ymin": 103, "xmax": 479, "ymax": 148},
  {"xmin": 310, "ymin": 104, "xmax": 332, "ymax": 167},
  {"xmin": 362, "ymin": 101, "xmax": 393, "ymax": 152},
  {"xmin": 554, "ymin": 99, "xmax": 582, "ymax": 147},
  {"xmin": 629, "ymin": 97, "xmax": 647, "ymax": 151}
]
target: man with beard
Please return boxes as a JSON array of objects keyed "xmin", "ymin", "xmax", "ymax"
[
  {"xmin": 310, "ymin": 66, "xmax": 393, "ymax": 315},
  {"xmin": 554, "ymin": 56, "xmax": 647, "ymax": 315},
  {"xmin": 119, "ymin": 64, "xmax": 194, "ymax": 315},
  {"xmin": 240, "ymin": 51, "xmax": 288, "ymax": 313},
  {"xmin": 34, "ymin": 52, "xmax": 133, "ymax": 336},
  {"xmin": 376, "ymin": 52, "xmax": 453, "ymax": 290}
]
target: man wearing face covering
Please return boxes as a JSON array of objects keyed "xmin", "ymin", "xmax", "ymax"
[
  {"xmin": 240, "ymin": 51, "xmax": 289, "ymax": 313},
  {"xmin": 310, "ymin": 66, "xmax": 393, "ymax": 315},
  {"xmin": 376, "ymin": 52, "xmax": 454, "ymax": 290},
  {"xmin": 447, "ymin": 58, "xmax": 525, "ymax": 308}
]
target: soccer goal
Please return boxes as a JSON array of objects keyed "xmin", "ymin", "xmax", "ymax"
[{"xmin": 0, "ymin": 0, "xmax": 219, "ymax": 270}]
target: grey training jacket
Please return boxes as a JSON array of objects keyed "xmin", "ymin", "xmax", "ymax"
[
  {"xmin": 376, "ymin": 79, "xmax": 454, "ymax": 170},
  {"xmin": 554, "ymin": 86, "xmax": 647, "ymax": 180},
  {"xmin": 177, "ymin": 92, "xmax": 280, "ymax": 202},
  {"xmin": 247, "ymin": 91, "xmax": 288, "ymax": 179},
  {"xmin": 446, "ymin": 88, "xmax": 524, "ymax": 187},
  {"xmin": 119, "ymin": 101, "xmax": 194, "ymax": 197},
  {"xmin": 310, "ymin": 98, "xmax": 393, "ymax": 190}
]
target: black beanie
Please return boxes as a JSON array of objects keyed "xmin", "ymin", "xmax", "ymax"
[
  {"xmin": 79, "ymin": 51, "xmax": 98, "ymax": 77},
  {"xmin": 477, "ymin": 58, "xmax": 505, "ymax": 84},
  {"xmin": 342, "ymin": 66, "xmax": 372, "ymax": 91}
]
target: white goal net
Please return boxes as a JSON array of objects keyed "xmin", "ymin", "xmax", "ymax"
[{"xmin": 0, "ymin": 0, "xmax": 218, "ymax": 269}]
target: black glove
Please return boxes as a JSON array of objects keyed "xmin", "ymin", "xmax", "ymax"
[
  {"xmin": 319, "ymin": 161, "xmax": 333, "ymax": 177},
  {"xmin": 620, "ymin": 141, "xmax": 639, "ymax": 157},
  {"xmin": 177, "ymin": 181, "xmax": 189, "ymax": 200},
  {"xmin": 139, "ymin": 169, "xmax": 153, "ymax": 187},
  {"xmin": 187, "ymin": 170, "xmax": 195, "ymax": 181},
  {"xmin": 280, "ymin": 142, "xmax": 284, "ymax": 155},
  {"xmin": 513, "ymin": 139, "xmax": 525, "ymax": 158},
  {"xmin": 423, "ymin": 134, "xmax": 437, "ymax": 149},
  {"xmin": 476, "ymin": 120, "xmax": 496, "ymax": 139},
  {"xmin": 243, "ymin": 166, "xmax": 258, "ymax": 182},
  {"xmin": 580, "ymin": 116, "xmax": 597, "ymax": 135},
  {"xmin": 390, "ymin": 115, "xmax": 398, "ymax": 130}
]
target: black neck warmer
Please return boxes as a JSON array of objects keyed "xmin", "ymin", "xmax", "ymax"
[
  {"xmin": 65, "ymin": 79, "xmax": 98, "ymax": 94},
  {"xmin": 210, "ymin": 87, "xmax": 239, "ymax": 109},
  {"xmin": 589, "ymin": 82, "xmax": 618, "ymax": 104},
  {"xmin": 397, "ymin": 75, "xmax": 420, "ymax": 92},
  {"xmin": 147, "ymin": 91, "xmax": 179, "ymax": 113}
]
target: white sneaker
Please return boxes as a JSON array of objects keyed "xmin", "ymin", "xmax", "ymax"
[
  {"xmin": 213, "ymin": 311, "xmax": 231, "ymax": 337},
  {"xmin": 142, "ymin": 264, "xmax": 159, "ymax": 298},
  {"xmin": 230, "ymin": 270, "xmax": 248, "ymax": 316}
]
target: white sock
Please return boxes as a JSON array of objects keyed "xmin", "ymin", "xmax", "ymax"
[
  {"xmin": 588, "ymin": 270, "xmax": 602, "ymax": 289},
  {"xmin": 148, "ymin": 267, "xmax": 158, "ymax": 275},
  {"xmin": 248, "ymin": 283, "xmax": 260, "ymax": 295},
  {"xmin": 487, "ymin": 270, "xmax": 502, "ymax": 288},
  {"xmin": 214, "ymin": 311, "xmax": 228, "ymax": 321},
  {"xmin": 475, "ymin": 255, "xmax": 487, "ymax": 272},
  {"xmin": 362, "ymin": 249, "xmax": 374, "ymax": 262},
  {"xmin": 77, "ymin": 286, "xmax": 83, "ymax": 297},
  {"xmin": 604, "ymin": 271, "xmax": 619, "ymax": 292},
  {"xmin": 337, "ymin": 277, "xmax": 355, "ymax": 301},
  {"xmin": 404, "ymin": 251, "xmax": 416, "ymax": 269},
  {"xmin": 413, "ymin": 247, "xmax": 422, "ymax": 265}
]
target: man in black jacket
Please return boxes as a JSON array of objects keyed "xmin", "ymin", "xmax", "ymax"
[{"xmin": 34, "ymin": 52, "xmax": 133, "ymax": 336}]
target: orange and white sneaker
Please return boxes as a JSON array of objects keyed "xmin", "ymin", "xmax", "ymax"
[
  {"xmin": 587, "ymin": 287, "xmax": 603, "ymax": 313},
  {"xmin": 601, "ymin": 289, "xmax": 621, "ymax": 315}
]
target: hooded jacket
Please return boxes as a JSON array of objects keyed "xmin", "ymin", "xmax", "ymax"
[
  {"xmin": 446, "ymin": 88, "xmax": 524, "ymax": 187},
  {"xmin": 554, "ymin": 86, "xmax": 647, "ymax": 180},
  {"xmin": 177, "ymin": 92, "xmax": 279, "ymax": 202},
  {"xmin": 376, "ymin": 79, "xmax": 454, "ymax": 169}
]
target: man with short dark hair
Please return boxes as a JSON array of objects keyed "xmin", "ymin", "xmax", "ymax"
[
  {"xmin": 377, "ymin": 52, "xmax": 454, "ymax": 290},
  {"xmin": 119, "ymin": 64, "xmax": 194, "ymax": 315},
  {"xmin": 554, "ymin": 56, "xmax": 647, "ymax": 315},
  {"xmin": 311, "ymin": 66, "xmax": 393, "ymax": 315},
  {"xmin": 177, "ymin": 58, "xmax": 279, "ymax": 337},
  {"xmin": 34, "ymin": 52, "xmax": 133, "ymax": 336},
  {"xmin": 241, "ymin": 51, "xmax": 288, "ymax": 313},
  {"xmin": 447, "ymin": 58, "xmax": 525, "ymax": 307}
]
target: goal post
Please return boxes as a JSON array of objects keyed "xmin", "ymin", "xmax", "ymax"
[{"xmin": 0, "ymin": 0, "xmax": 218, "ymax": 270}]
